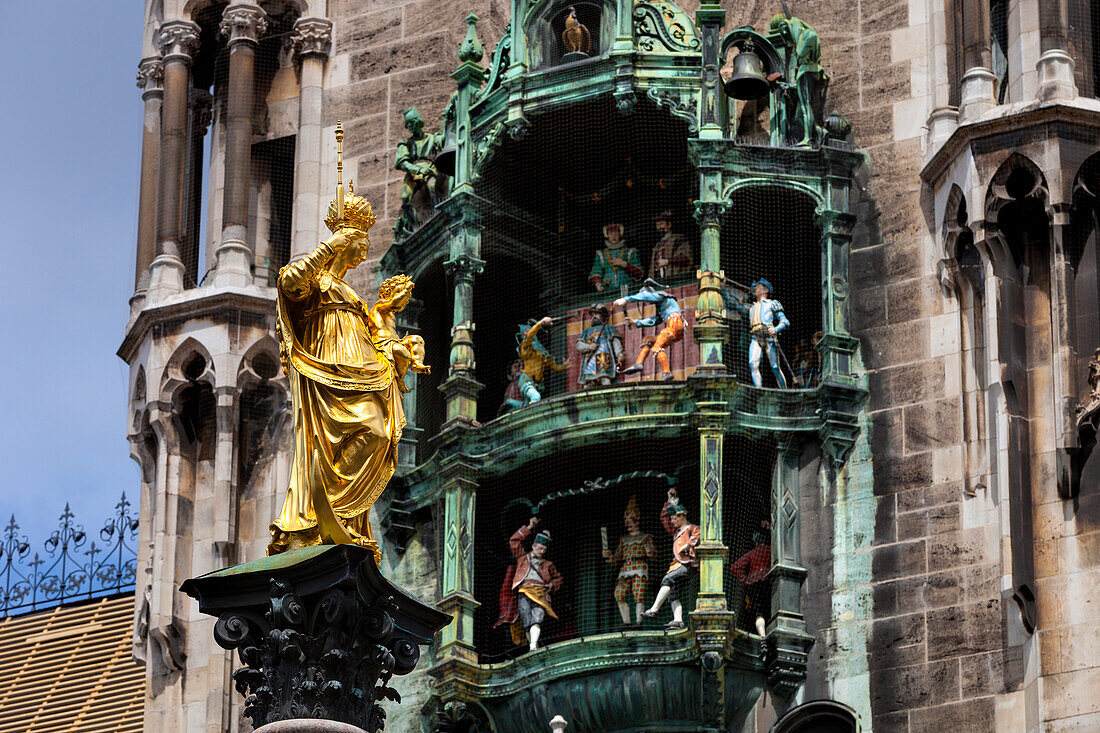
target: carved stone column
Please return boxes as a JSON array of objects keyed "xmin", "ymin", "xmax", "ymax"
[
  {"xmin": 693, "ymin": 198, "xmax": 729, "ymax": 375},
  {"xmin": 149, "ymin": 20, "xmax": 200, "ymax": 300},
  {"xmin": 291, "ymin": 18, "xmax": 333, "ymax": 261},
  {"xmin": 1036, "ymin": 0, "xmax": 1078, "ymax": 100},
  {"xmin": 134, "ymin": 57, "xmax": 164, "ymax": 300},
  {"xmin": 214, "ymin": 4, "xmax": 268, "ymax": 287},
  {"xmin": 181, "ymin": 545, "xmax": 450, "ymax": 732},
  {"xmin": 958, "ymin": 0, "xmax": 996, "ymax": 122},
  {"xmin": 182, "ymin": 88, "xmax": 213, "ymax": 287},
  {"xmin": 438, "ymin": 16, "xmax": 487, "ymax": 427}
]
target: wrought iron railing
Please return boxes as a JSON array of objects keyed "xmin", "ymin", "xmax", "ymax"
[{"xmin": 0, "ymin": 494, "xmax": 139, "ymax": 618}]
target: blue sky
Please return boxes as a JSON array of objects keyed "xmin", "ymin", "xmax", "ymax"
[{"xmin": 0, "ymin": 1, "xmax": 144, "ymax": 544}]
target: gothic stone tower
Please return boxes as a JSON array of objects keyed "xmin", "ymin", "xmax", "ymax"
[
  {"xmin": 121, "ymin": 1, "xmax": 503, "ymax": 730},
  {"xmin": 122, "ymin": 1, "xmax": 1100, "ymax": 732}
]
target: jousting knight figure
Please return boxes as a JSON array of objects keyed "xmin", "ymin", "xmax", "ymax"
[
  {"xmin": 615, "ymin": 278, "xmax": 685, "ymax": 381},
  {"xmin": 728, "ymin": 278, "xmax": 790, "ymax": 388}
]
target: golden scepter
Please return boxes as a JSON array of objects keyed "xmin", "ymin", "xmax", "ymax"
[{"xmin": 335, "ymin": 120, "xmax": 345, "ymax": 228}]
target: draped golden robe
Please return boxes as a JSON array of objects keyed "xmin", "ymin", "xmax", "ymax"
[{"xmin": 269, "ymin": 239, "xmax": 404, "ymax": 560}]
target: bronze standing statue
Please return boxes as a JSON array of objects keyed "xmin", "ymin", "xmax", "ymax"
[{"xmin": 269, "ymin": 124, "xmax": 428, "ymax": 564}]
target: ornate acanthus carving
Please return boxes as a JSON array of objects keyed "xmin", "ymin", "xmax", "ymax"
[
  {"xmin": 473, "ymin": 123, "xmax": 507, "ymax": 181},
  {"xmin": 477, "ymin": 24, "xmax": 512, "ymax": 101},
  {"xmin": 646, "ymin": 87, "xmax": 699, "ymax": 132},
  {"xmin": 156, "ymin": 20, "xmax": 200, "ymax": 61},
  {"xmin": 220, "ymin": 4, "xmax": 268, "ymax": 45},
  {"xmin": 633, "ymin": 1, "xmax": 701, "ymax": 53},
  {"xmin": 693, "ymin": 199, "xmax": 729, "ymax": 227},
  {"xmin": 292, "ymin": 17, "xmax": 334, "ymax": 59},
  {"xmin": 181, "ymin": 545, "xmax": 449, "ymax": 733},
  {"xmin": 136, "ymin": 57, "xmax": 164, "ymax": 93}
]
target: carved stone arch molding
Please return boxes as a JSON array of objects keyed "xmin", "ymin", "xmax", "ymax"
[
  {"xmin": 160, "ymin": 335, "xmax": 216, "ymax": 403},
  {"xmin": 771, "ymin": 699, "xmax": 861, "ymax": 733},
  {"xmin": 983, "ymin": 152, "xmax": 1051, "ymax": 278},
  {"xmin": 237, "ymin": 333, "xmax": 286, "ymax": 392}
]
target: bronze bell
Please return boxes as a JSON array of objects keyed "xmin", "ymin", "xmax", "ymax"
[
  {"xmin": 433, "ymin": 124, "xmax": 458, "ymax": 178},
  {"xmin": 724, "ymin": 47, "xmax": 770, "ymax": 100}
]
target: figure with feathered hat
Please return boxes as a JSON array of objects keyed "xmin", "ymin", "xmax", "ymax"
[
  {"xmin": 726, "ymin": 278, "xmax": 790, "ymax": 388},
  {"xmin": 495, "ymin": 517, "xmax": 563, "ymax": 651},
  {"xmin": 602, "ymin": 496, "xmax": 656, "ymax": 627},
  {"xmin": 640, "ymin": 487, "xmax": 700, "ymax": 629},
  {"xmin": 514, "ymin": 316, "xmax": 572, "ymax": 406},
  {"xmin": 589, "ymin": 222, "xmax": 643, "ymax": 292},
  {"xmin": 575, "ymin": 306, "xmax": 623, "ymax": 387},
  {"xmin": 614, "ymin": 278, "xmax": 685, "ymax": 381}
]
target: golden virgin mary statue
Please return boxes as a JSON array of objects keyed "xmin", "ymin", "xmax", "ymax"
[{"xmin": 268, "ymin": 124, "xmax": 428, "ymax": 563}]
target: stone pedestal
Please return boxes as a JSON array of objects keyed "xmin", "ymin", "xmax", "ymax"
[
  {"xmin": 180, "ymin": 545, "xmax": 450, "ymax": 732},
  {"xmin": 1036, "ymin": 49, "xmax": 1078, "ymax": 101},
  {"xmin": 958, "ymin": 67, "xmax": 998, "ymax": 124}
]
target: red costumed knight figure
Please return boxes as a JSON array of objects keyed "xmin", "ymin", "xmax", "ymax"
[{"xmin": 495, "ymin": 517, "xmax": 563, "ymax": 651}]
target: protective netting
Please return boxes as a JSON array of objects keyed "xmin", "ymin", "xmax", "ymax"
[
  {"xmin": 171, "ymin": 1, "xmax": 300, "ymax": 290},
  {"xmin": 386, "ymin": 95, "xmax": 820, "ymax": 662},
  {"xmin": 468, "ymin": 435, "xmax": 776, "ymax": 662}
]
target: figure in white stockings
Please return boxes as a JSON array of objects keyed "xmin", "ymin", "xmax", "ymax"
[{"xmin": 640, "ymin": 487, "xmax": 700, "ymax": 629}]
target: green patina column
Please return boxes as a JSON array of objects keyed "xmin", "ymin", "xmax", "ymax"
[
  {"xmin": 693, "ymin": 198, "xmax": 730, "ymax": 374},
  {"xmin": 764, "ymin": 438, "xmax": 815, "ymax": 696},
  {"xmin": 691, "ymin": 401, "xmax": 735, "ymax": 728},
  {"xmin": 815, "ymin": 155, "xmax": 864, "ymax": 465},
  {"xmin": 439, "ymin": 14, "xmax": 486, "ymax": 428},
  {"xmin": 609, "ymin": 0, "xmax": 636, "ymax": 112},
  {"xmin": 696, "ymin": 0, "xmax": 726, "ymax": 140},
  {"xmin": 434, "ymin": 14, "xmax": 485, "ymax": 687}
]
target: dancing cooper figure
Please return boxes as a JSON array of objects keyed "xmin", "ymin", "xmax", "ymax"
[{"xmin": 269, "ymin": 124, "xmax": 425, "ymax": 564}]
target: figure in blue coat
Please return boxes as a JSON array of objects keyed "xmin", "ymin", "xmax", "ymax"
[{"xmin": 727, "ymin": 278, "xmax": 790, "ymax": 388}]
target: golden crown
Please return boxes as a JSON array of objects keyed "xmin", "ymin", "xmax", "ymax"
[
  {"xmin": 324, "ymin": 121, "xmax": 378, "ymax": 234},
  {"xmin": 325, "ymin": 180, "xmax": 377, "ymax": 234}
]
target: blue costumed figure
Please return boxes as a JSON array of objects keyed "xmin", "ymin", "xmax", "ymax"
[
  {"xmin": 575, "ymin": 306, "xmax": 623, "ymax": 387},
  {"xmin": 727, "ymin": 278, "xmax": 790, "ymax": 388},
  {"xmin": 615, "ymin": 279, "xmax": 685, "ymax": 381}
]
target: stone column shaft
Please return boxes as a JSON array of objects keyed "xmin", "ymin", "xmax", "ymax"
[
  {"xmin": 1036, "ymin": 0, "xmax": 1077, "ymax": 99},
  {"xmin": 150, "ymin": 21, "xmax": 200, "ymax": 298},
  {"xmin": 215, "ymin": 4, "xmax": 267, "ymax": 286},
  {"xmin": 957, "ymin": 0, "xmax": 997, "ymax": 121},
  {"xmin": 135, "ymin": 57, "xmax": 164, "ymax": 293},
  {"xmin": 291, "ymin": 18, "xmax": 333, "ymax": 261}
]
